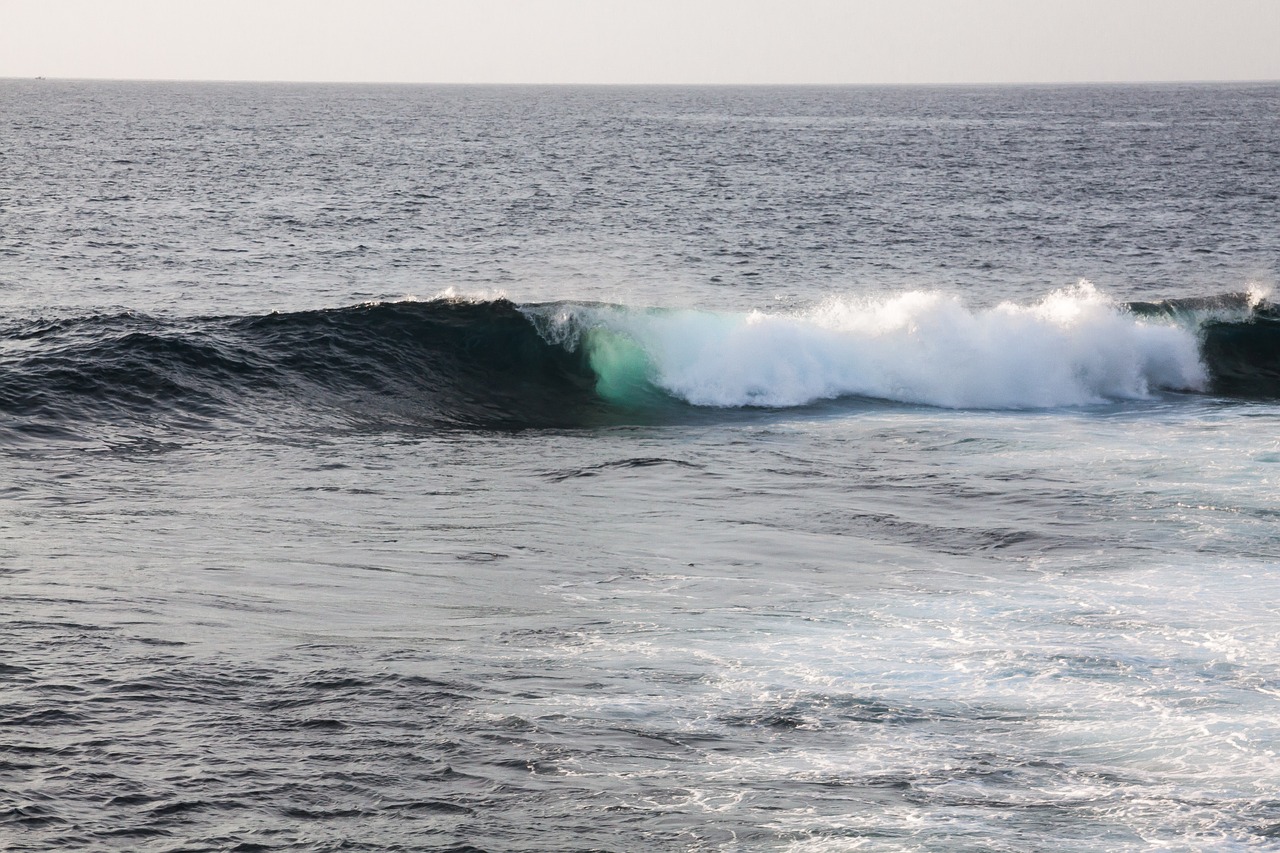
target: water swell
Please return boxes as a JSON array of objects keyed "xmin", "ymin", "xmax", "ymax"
[
  {"xmin": 0, "ymin": 300, "xmax": 610, "ymax": 439},
  {"xmin": 1126, "ymin": 289, "xmax": 1280, "ymax": 399},
  {"xmin": 1, "ymin": 287, "xmax": 1277, "ymax": 440}
]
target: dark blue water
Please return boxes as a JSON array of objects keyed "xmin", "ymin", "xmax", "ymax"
[{"xmin": 2, "ymin": 81, "xmax": 1279, "ymax": 852}]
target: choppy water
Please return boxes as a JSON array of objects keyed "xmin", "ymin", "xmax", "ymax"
[{"xmin": 2, "ymin": 80, "xmax": 1279, "ymax": 852}]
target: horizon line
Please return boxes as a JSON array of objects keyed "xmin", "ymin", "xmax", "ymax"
[{"xmin": 7, "ymin": 75, "xmax": 1280, "ymax": 88}]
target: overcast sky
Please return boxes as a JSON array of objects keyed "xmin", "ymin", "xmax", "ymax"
[{"xmin": 2, "ymin": 0, "xmax": 1278, "ymax": 85}]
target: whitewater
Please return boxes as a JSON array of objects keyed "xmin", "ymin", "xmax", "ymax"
[
  {"xmin": 531, "ymin": 282, "xmax": 1225, "ymax": 409},
  {"xmin": 2, "ymin": 80, "xmax": 1279, "ymax": 853}
]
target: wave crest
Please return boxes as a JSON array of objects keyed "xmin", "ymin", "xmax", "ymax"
[{"xmin": 534, "ymin": 283, "xmax": 1210, "ymax": 409}]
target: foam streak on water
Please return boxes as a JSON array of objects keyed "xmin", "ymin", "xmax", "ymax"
[{"xmin": 7, "ymin": 405, "xmax": 1280, "ymax": 851}]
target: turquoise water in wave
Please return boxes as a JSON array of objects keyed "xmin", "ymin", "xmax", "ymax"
[{"xmin": 2, "ymin": 81, "xmax": 1279, "ymax": 852}]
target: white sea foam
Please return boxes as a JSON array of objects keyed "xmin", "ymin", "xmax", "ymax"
[
  {"xmin": 1247, "ymin": 282, "xmax": 1274, "ymax": 307},
  {"xmin": 547, "ymin": 282, "xmax": 1209, "ymax": 409},
  {"xmin": 428, "ymin": 285, "xmax": 511, "ymax": 303}
]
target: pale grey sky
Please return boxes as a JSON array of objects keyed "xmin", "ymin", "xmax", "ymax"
[{"xmin": 2, "ymin": 0, "xmax": 1278, "ymax": 85}]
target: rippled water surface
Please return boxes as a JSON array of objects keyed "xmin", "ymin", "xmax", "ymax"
[{"xmin": 2, "ymin": 81, "xmax": 1279, "ymax": 852}]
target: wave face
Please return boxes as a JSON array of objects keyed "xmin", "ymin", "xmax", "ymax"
[
  {"xmin": 1, "ymin": 287, "xmax": 1278, "ymax": 440},
  {"xmin": 0, "ymin": 300, "xmax": 608, "ymax": 439}
]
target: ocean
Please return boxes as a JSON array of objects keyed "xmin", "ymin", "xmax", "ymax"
[{"xmin": 2, "ymin": 80, "xmax": 1278, "ymax": 852}]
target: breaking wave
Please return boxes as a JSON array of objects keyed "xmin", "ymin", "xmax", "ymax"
[
  {"xmin": 534, "ymin": 283, "xmax": 1231, "ymax": 409},
  {"xmin": 1, "ymin": 284, "xmax": 1277, "ymax": 440}
]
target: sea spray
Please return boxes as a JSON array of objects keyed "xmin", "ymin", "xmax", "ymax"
[{"xmin": 534, "ymin": 283, "xmax": 1210, "ymax": 409}]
